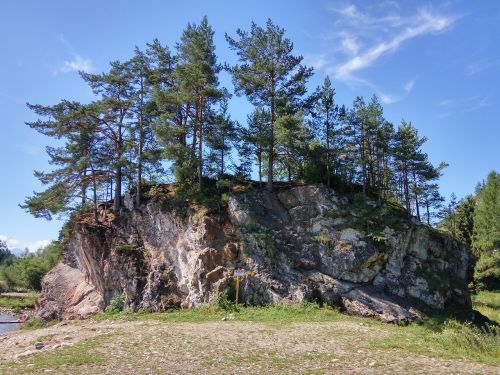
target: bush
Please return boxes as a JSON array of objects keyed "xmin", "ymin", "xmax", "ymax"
[
  {"xmin": 474, "ymin": 251, "xmax": 500, "ymax": 290},
  {"xmin": 211, "ymin": 290, "xmax": 237, "ymax": 312},
  {"xmin": 106, "ymin": 293, "xmax": 125, "ymax": 313},
  {"xmin": 0, "ymin": 241, "xmax": 61, "ymax": 291}
]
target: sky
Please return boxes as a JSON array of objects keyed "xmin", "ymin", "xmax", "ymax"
[{"xmin": 0, "ymin": 0, "xmax": 499, "ymax": 252}]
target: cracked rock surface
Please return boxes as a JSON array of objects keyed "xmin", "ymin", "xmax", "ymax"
[{"xmin": 37, "ymin": 184, "xmax": 472, "ymax": 323}]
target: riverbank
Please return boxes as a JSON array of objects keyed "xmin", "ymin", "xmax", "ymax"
[
  {"xmin": 0, "ymin": 292, "xmax": 38, "ymax": 314},
  {"xmin": 0, "ymin": 305, "xmax": 498, "ymax": 374}
]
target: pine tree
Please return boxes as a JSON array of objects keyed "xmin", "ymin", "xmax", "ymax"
[
  {"xmin": 243, "ymin": 107, "xmax": 269, "ymax": 186},
  {"xmin": 226, "ymin": 19, "xmax": 313, "ymax": 191},
  {"xmin": 22, "ymin": 101, "xmax": 103, "ymax": 221},
  {"xmin": 393, "ymin": 121, "xmax": 428, "ymax": 214},
  {"xmin": 310, "ymin": 76, "xmax": 338, "ymax": 187},
  {"xmin": 81, "ymin": 60, "xmax": 135, "ymax": 212},
  {"xmin": 176, "ymin": 16, "xmax": 221, "ymax": 191},
  {"xmin": 472, "ymin": 171, "xmax": 500, "ymax": 255},
  {"xmin": 205, "ymin": 89, "xmax": 237, "ymax": 178}
]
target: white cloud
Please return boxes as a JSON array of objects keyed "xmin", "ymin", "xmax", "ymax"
[
  {"xmin": 340, "ymin": 34, "xmax": 360, "ymax": 56},
  {"xmin": 380, "ymin": 93, "xmax": 397, "ymax": 104},
  {"xmin": 0, "ymin": 234, "xmax": 50, "ymax": 253},
  {"xmin": 0, "ymin": 235, "xmax": 20, "ymax": 249},
  {"xmin": 27, "ymin": 240, "xmax": 51, "ymax": 253},
  {"xmin": 403, "ymin": 79, "xmax": 415, "ymax": 93},
  {"xmin": 58, "ymin": 55, "xmax": 93, "ymax": 74},
  {"xmin": 334, "ymin": 9, "xmax": 455, "ymax": 83},
  {"xmin": 316, "ymin": 4, "xmax": 459, "ymax": 101},
  {"xmin": 304, "ymin": 54, "xmax": 328, "ymax": 70},
  {"xmin": 439, "ymin": 99, "xmax": 452, "ymax": 107}
]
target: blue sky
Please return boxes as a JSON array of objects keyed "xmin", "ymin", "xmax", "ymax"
[{"xmin": 0, "ymin": 0, "xmax": 499, "ymax": 251}]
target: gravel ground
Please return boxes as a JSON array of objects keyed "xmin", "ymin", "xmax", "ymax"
[{"xmin": 0, "ymin": 319, "xmax": 498, "ymax": 374}]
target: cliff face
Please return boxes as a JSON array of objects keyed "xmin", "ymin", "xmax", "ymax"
[{"xmin": 37, "ymin": 184, "xmax": 472, "ymax": 323}]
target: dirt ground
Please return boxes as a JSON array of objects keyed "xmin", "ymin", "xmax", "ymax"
[{"xmin": 0, "ymin": 319, "xmax": 498, "ymax": 374}]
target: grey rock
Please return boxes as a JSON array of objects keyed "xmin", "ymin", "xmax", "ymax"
[{"xmin": 36, "ymin": 184, "xmax": 471, "ymax": 323}]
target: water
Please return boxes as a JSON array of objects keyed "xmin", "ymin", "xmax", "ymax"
[{"xmin": 0, "ymin": 313, "xmax": 20, "ymax": 333}]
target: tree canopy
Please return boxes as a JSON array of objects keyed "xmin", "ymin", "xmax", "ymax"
[{"xmin": 23, "ymin": 17, "xmax": 449, "ymax": 229}]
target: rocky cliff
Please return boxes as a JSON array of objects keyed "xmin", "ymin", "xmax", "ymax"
[{"xmin": 37, "ymin": 184, "xmax": 472, "ymax": 323}]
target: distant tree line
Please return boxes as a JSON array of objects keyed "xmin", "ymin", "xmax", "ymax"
[
  {"xmin": 439, "ymin": 171, "xmax": 499, "ymax": 290},
  {"xmin": 0, "ymin": 241, "xmax": 61, "ymax": 291},
  {"xmin": 22, "ymin": 17, "xmax": 447, "ymax": 225}
]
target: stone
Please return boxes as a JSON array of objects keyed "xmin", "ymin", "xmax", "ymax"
[
  {"xmin": 36, "ymin": 183, "xmax": 472, "ymax": 323},
  {"xmin": 34, "ymin": 342, "xmax": 44, "ymax": 350}
]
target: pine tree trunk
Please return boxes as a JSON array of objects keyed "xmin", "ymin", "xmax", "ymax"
[
  {"xmin": 426, "ymin": 200, "xmax": 430, "ymax": 225},
  {"xmin": 326, "ymin": 110, "xmax": 331, "ymax": 187},
  {"xmin": 114, "ymin": 120, "xmax": 122, "ymax": 212},
  {"xmin": 267, "ymin": 73, "xmax": 276, "ymax": 192},
  {"xmin": 93, "ymin": 176, "xmax": 98, "ymax": 223},
  {"xmin": 136, "ymin": 77, "xmax": 144, "ymax": 207},
  {"xmin": 258, "ymin": 148, "xmax": 262, "ymax": 188},
  {"xmin": 197, "ymin": 97, "xmax": 203, "ymax": 192}
]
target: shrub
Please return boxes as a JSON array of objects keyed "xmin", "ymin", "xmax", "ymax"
[
  {"xmin": 211, "ymin": 290, "xmax": 237, "ymax": 312},
  {"xmin": 474, "ymin": 251, "xmax": 500, "ymax": 290},
  {"xmin": 105, "ymin": 293, "xmax": 125, "ymax": 314},
  {"xmin": 0, "ymin": 241, "xmax": 61, "ymax": 291}
]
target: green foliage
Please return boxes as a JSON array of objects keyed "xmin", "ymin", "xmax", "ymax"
[
  {"xmin": 472, "ymin": 171, "xmax": 500, "ymax": 256},
  {"xmin": 311, "ymin": 234, "xmax": 333, "ymax": 247},
  {"xmin": 115, "ymin": 244, "xmax": 142, "ymax": 257},
  {"xmin": 105, "ymin": 293, "xmax": 125, "ymax": 313},
  {"xmin": 211, "ymin": 289, "xmax": 238, "ymax": 312},
  {"xmin": 0, "ymin": 293, "xmax": 38, "ymax": 313},
  {"xmin": 0, "ymin": 242, "xmax": 61, "ymax": 291},
  {"xmin": 0, "ymin": 240, "xmax": 13, "ymax": 266},
  {"xmin": 473, "ymin": 291, "xmax": 500, "ymax": 323},
  {"xmin": 474, "ymin": 251, "xmax": 500, "ymax": 291},
  {"xmin": 433, "ymin": 320, "xmax": 500, "ymax": 363},
  {"xmin": 241, "ymin": 223, "xmax": 280, "ymax": 262}
]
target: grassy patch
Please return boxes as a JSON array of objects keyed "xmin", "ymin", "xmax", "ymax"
[
  {"xmin": 369, "ymin": 319, "xmax": 500, "ymax": 365},
  {"xmin": 21, "ymin": 317, "xmax": 58, "ymax": 330},
  {"xmin": 472, "ymin": 290, "xmax": 500, "ymax": 323},
  {"xmin": 2, "ymin": 334, "xmax": 113, "ymax": 374},
  {"xmin": 93, "ymin": 302, "xmax": 351, "ymax": 324},
  {"xmin": 0, "ymin": 293, "xmax": 38, "ymax": 312}
]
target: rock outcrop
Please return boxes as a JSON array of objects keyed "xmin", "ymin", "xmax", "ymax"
[{"xmin": 37, "ymin": 184, "xmax": 472, "ymax": 323}]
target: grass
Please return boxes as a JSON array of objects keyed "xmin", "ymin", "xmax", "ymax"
[
  {"xmin": 92, "ymin": 302, "xmax": 349, "ymax": 324},
  {"xmin": 369, "ymin": 319, "xmax": 500, "ymax": 365},
  {"xmin": 1, "ymin": 303, "xmax": 499, "ymax": 374},
  {"xmin": 472, "ymin": 290, "xmax": 500, "ymax": 323},
  {"xmin": 0, "ymin": 292, "xmax": 39, "ymax": 313},
  {"xmin": 2, "ymin": 334, "xmax": 112, "ymax": 374}
]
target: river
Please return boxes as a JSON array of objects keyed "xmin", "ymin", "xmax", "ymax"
[{"xmin": 0, "ymin": 313, "xmax": 20, "ymax": 333}]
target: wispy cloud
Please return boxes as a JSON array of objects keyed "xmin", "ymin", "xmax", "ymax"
[
  {"xmin": 314, "ymin": 4, "xmax": 458, "ymax": 103},
  {"xmin": 466, "ymin": 60, "xmax": 497, "ymax": 76},
  {"xmin": 304, "ymin": 54, "xmax": 328, "ymax": 71},
  {"xmin": 54, "ymin": 35, "xmax": 93, "ymax": 74},
  {"xmin": 333, "ymin": 8, "xmax": 456, "ymax": 83},
  {"xmin": 437, "ymin": 95, "xmax": 490, "ymax": 118},
  {"xmin": 57, "ymin": 55, "xmax": 93, "ymax": 74},
  {"xmin": 403, "ymin": 79, "xmax": 415, "ymax": 93},
  {"xmin": 0, "ymin": 234, "xmax": 50, "ymax": 253}
]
